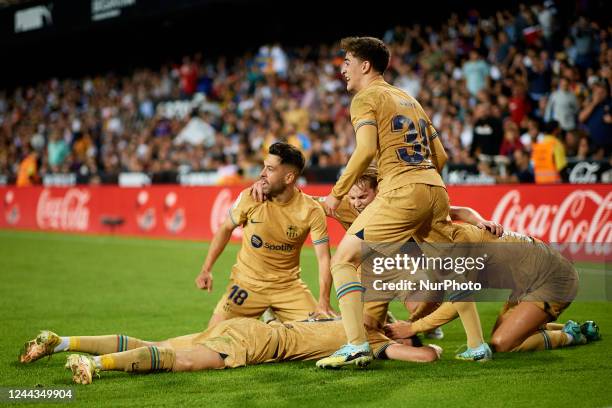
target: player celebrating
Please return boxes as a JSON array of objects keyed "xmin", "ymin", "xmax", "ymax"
[
  {"xmin": 318, "ymin": 37, "xmax": 488, "ymax": 368},
  {"xmin": 19, "ymin": 318, "xmax": 441, "ymax": 385},
  {"xmin": 195, "ymin": 142, "xmax": 335, "ymax": 328},
  {"xmin": 384, "ymin": 222, "xmax": 601, "ymax": 353}
]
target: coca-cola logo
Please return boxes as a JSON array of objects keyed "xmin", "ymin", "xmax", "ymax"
[
  {"xmin": 135, "ymin": 190, "xmax": 156, "ymax": 232},
  {"xmin": 36, "ymin": 189, "xmax": 90, "ymax": 231},
  {"xmin": 492, "ymin": 189, "xmax": 612, "ymax": 254},
  {"xmin": 569, "ymin": 162, "xmax": 600, "ymax": 184},
  {"xmin": 137, "ymin": 208, "xmax": 156, "ymax": 231},
  {"xmin": 4, "ymin": 190, "xmax": 20, "ymax": 225},
  {"xmin": 163, "ymin": 192, "xmax": 185, "ymax": 234},
  {"xmin": 210, "ymin": 189, "xmax": 242, "ymax": 239}
]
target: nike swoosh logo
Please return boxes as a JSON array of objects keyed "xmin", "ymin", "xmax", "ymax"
[{"xmin": 250, "ymin": 220, "xmax": 264, "ymax": 224}]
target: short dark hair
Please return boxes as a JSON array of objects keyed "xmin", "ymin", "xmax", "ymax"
[
  {"xmin": 340, "ymin": 36, "xmax": 390, "ymax": 74},
  {"xmin": 269, "ymin": 142, "xmax": 305, "ymax": 174},
  {"xmin": 355, "ymin": 166, "xmax": 378, "ymax": 191}
]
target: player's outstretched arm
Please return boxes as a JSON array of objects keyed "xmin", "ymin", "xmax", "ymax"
[
  {"xmin": 450, "ymin": 206, "xmax": 504, "ymax": 236},
  {"xmin": 384, "ymin": 343, "xmax": 442, "ymax": 363},
  {"xmin": 385, "ymin": 302, "xmax": 458, "ymax": 338},
  {"xmin": 195, "ymin": 216, "xmax": 237, "ymax": 292},
  {"xmin": 312, "ymin": 240, "xmax": 337, "ymax": 317},
  {"xmin": 326, "ymin": 125, "xmax": 377, "ymax": 211}
]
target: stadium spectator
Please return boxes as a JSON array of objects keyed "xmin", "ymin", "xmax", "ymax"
[
  {"xmin": 470, "ymin": 102, "xmax": 504, "ymax": 157},
  {"xmin": 497, "ymin": 148, "xmax": 535, "ymax": 183},
  {"xmin": 47, "ymin": 130, "xmax": 69, "ymax": 173},
  {"xmin": 545, "ymin": 77, "xmax": 579, "ymax": 130},
  {"xmin": 575, "ymin": 134, "xmax": 592, "ymax": 160},
  {"xmin": 462, "ymin": 50, "xmax": 490, "ymax": 96},
  {"xmin": 531, "ymin": 121, "xmax": 567, "ymax": 183},
  {"xmin": 500, "ymin": 120, "xmax": 524, "ymax": 157},
  {"xmin": 0, "ymin": 3, "xmax": 609, "ymax": 186},
  {"xmin": 579, "ymin": 78, "xmax": 612, "ymax": 156},
  {"xmin": 16, "ymin": 145, "xmax": 39, "ymax": 187}
]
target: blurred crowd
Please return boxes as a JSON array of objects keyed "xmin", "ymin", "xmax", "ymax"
[{"xmin": 1, "ymin": 1, "xmax": 610, "ymax": 186}]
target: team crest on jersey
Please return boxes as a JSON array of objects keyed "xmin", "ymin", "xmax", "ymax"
[{"xmin": 286, "ymin": 225, "xmax": 299, "ymax": 238}]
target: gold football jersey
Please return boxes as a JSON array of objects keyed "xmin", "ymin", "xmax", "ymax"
[
  {"xmin": 228, "ymin": 188, "xmax": 329, "ymax": 289},
  {"xmin": 274, "ymin": 319, "xmax": 393, "ymax": 361},
  {"xmin": 350, "ymin": 78, "xmax": 445, "ymax": 194}
]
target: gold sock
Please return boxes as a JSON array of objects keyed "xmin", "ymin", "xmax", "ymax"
[
  {"xmin": 512, "ymin": 330, "xmax": 571, "ymax": 351},
  {"xmin": 333, "ymin": 263, "xmax": 367, "ymax": 345},
  {"xmin": 68, "ymin": 335, "xmax": 149, "ymax": 355},
  {"xmin": 99, "ymin": 346, "xmax": 175, "ymax": 372},
  {"xmin": 411, "ymin": 302, "xmax": 458, "ymax": 333},
  {"xmin": 452, "ymin": 302, "xmax": 485, "ymax": 348}
]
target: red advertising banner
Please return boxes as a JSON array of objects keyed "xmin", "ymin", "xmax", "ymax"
[{"xmin": 1, "ymin": 185, "xmax": 610, "ymax": 249}]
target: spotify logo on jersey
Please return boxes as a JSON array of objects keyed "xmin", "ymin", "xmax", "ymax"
[{"xmin": 251, "ymin": 234, "xmax": 263, "ymax": 248}]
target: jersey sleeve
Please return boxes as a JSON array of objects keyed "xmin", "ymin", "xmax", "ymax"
[
  {"xmin": 228, "ymin": 189, "xmax": 255, "ymax": 227},
  {"xmin": 416, "ymin": 103, "xmax": 438, "ymax": 141},
  {"xmin": 350, "ymin": 92, "xmax": 377, "ymax": 132},
  {"xmin": 309, "ymin": 206, "xmax": 329, "ymax": 246}
]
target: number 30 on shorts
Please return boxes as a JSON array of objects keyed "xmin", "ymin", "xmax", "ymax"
[
  {"xmin": 228, "ymin": 285, "xmax": 249, "ymax": 305},
  {"xmin": 392, "ymin": 114, "xmax": 432, "ymax": 164}
]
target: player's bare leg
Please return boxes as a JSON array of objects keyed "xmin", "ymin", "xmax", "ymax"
[
  {"xmin": 317, "ymin": 234, "xmax": 371, "ymax": 368},
  {"xmin": 173, "ymin": 346, "xmax": 225, "ymax": 371},
  {"xmin": 490, "ymin": 303, "xmax": 575, "ymax": 352}
]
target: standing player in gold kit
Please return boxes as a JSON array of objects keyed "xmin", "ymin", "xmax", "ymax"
[{"xmin": 317, "ymin": 37, "xmax": 491, "ymax": 368}]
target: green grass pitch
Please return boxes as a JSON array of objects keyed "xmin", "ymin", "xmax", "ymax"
[{"xmin": 0, "ymin": 230, "xmax": 610, "ymax": 407}]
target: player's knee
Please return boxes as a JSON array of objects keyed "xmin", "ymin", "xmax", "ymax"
[{"xmin": 490, "ymin": 332, "xmax": 514, "ymax": 352}]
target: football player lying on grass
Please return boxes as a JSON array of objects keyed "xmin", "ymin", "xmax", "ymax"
[{"xmin": 19, "ymin": 316, "xmax": 441, "ymax": 385}]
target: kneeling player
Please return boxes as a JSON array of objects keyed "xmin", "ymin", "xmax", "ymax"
[
  {"xmin": 384, "ymin": 223, "xmax": 601, "ymax": 353},
  {"xmin": 195, "ymin": 142, "xmax": 335, "ymax": 328},
  {"xmin": 19, "ymin": 318, "xmax": 441, "ymax": 385}
]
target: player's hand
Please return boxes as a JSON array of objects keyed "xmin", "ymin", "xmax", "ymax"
[
  {"xmin": 250, "ymin": 179, "xmax": 267, "ymax": 202},
  {"xmin": 313, "ymin": 301, "xmax": 338, "ymax": 319},
  {"xmin": 324, "ymin": 194, "xmax": 340, "ymax": 217},
  {"xmin": 195, "ymin": 269, "xmax": 213, "ymax": 292},
  {"xmin": 384, "ymin": 320, "xmax": 415, "ymax": 339},
  {"xmin": 477, "ymin": 220, "xmax": 504, "ymax": 237}
]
